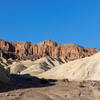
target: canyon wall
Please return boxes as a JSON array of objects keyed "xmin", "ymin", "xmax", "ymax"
[{"xmin": 0, "ymin": 39, "xmax": 99, "ymax": 60}]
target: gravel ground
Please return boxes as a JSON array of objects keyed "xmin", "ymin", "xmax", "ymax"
[{"xmin": 0, "ymin": 76, "xmax": 100, "ymax": 100}]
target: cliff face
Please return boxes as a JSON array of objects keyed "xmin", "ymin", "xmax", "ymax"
[{"xmin": 0, "ymin": 39, "xmax": 99, "ymax": 60}]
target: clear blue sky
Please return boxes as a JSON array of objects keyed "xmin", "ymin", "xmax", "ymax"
[{"xmin": 0, "ymin": 0, "xmax": 100, "ymax": 48}]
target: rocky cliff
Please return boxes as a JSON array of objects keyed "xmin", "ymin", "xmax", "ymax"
[{"xmin": 0, "ymin": 39, "xmax": 99, "ymax": 61}]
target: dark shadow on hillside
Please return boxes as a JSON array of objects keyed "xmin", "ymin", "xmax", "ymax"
[{"xmin": 0, "ymin": 74, "xmax": 57, "ymax": 93}]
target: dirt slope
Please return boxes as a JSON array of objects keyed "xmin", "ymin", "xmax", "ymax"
[
  {"xmin": 38, "ymin": 52, "xmax": 100, "ymax": 81},
  {"xmin": 10, "ymin": 56, "xmax": 66, "ymax": 75}
]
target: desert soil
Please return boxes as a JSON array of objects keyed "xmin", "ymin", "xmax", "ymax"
[{"xmin": 0, "ymin": 77, "xmax": 100, "ymax": 100}]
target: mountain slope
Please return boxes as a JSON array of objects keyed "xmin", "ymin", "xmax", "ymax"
[
  {"xmin": 20, "ymin": 56, "xmax": 66, "ymax": 75},
  {"xmin": 37, "ymin": 52, "xmax": 100, "ymax": 81},
  {"xmin": 10, "ymin": 56, "xmax": 66, "ymax": 75}
]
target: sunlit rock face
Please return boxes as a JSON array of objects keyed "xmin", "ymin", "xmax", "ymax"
[{"xmin": 0, "ymin": 39, "xmax": 99, "ymax": 60}]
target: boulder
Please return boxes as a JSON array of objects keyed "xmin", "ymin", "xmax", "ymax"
[{"xmin": 0, "ymin": 64, "xmax": 10, "ymax": 83}]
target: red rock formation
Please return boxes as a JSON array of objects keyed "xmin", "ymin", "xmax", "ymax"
[{"xmin": 0, "ymin": 39, "xmax": 99, "ymax": 60}]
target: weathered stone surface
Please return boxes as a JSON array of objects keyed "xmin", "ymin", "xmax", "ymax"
[
  {"xmin": 0, "ymin": 39, "xmax": 99, "ymax": 60},
  {"xmin": 0, "ymin": 64, "xmax": 10, "ymax": 83}
]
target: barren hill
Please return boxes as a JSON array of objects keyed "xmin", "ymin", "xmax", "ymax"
[
  {"xmin": 0, "ymin": 39, "xmax": 99, "ymax": 61},
  {"xmin": 10, "ymin": 56, "xmax": 66, "ymax": 75},
  {"xmin": 38, "ymin": 52, "xmax": 100, "ymax": 81}
]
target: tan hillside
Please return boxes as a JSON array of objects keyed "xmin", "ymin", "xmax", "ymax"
[
  {"xmin": 10, "ymin": 56, "xmax": 66, "ymax": 75},
  {"xmin": 37, "ymin": 52, "xmax": 100, "ymax": 81}
]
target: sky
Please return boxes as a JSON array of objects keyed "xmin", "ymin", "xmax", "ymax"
[{"xmin": 0, "ymin": 0, "xmax": 100, "ymax": 48}]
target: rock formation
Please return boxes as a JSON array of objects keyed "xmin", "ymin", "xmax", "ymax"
[
  {"xmin": 0, "ymin": 64, "xmax": 10, "ymax": 83},
  {"xmin": 0, "ymin": 39, "xmax": 99, "ymax": 61}
]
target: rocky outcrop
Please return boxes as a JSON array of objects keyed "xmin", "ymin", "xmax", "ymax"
[
  {"xmin": 0, "ymin": 64, "xmax": 10, "ymax": 83},
  {"xmin": 0, "ymin": 39, "xmax": 99, "ymax": 61}
]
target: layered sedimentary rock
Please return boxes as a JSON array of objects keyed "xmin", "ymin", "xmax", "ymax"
[{"xmin": 0, "ymin": 39, "xmax": 99, "ymax": 60}]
